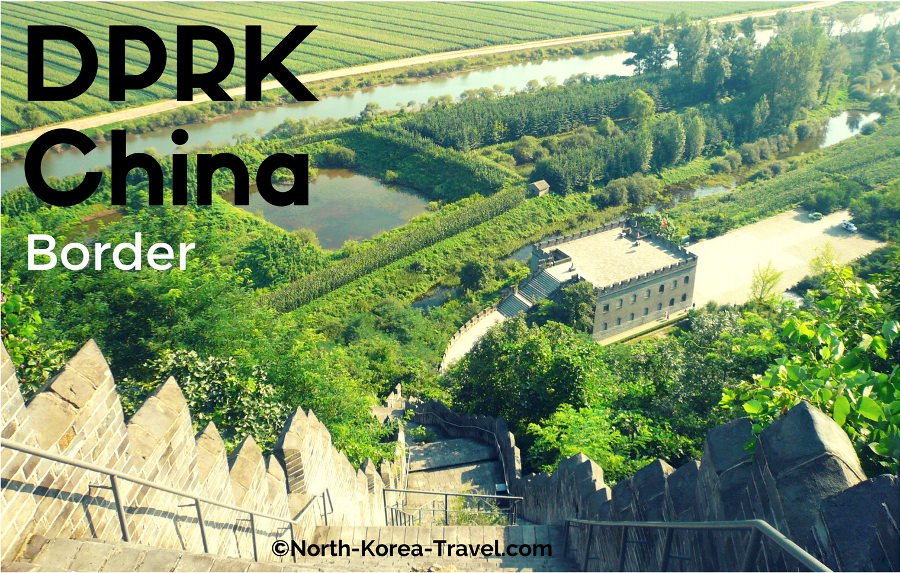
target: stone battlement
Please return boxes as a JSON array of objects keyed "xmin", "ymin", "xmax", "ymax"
[
  {"xmin": 409, "ymin": 400, "xmax": 898, "ymax": 572},
  {"xmin": 595, "ymin": 256, "xmax": 698, "ymax": 295},
  {"xmin": 1, "ymin": 341, "xmax": 403, "ymax": 564}
]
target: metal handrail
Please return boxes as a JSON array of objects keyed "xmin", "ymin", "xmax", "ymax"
[
  {"xmin": 414, "ymin": 408, "xmax": 515, "ymax": 492},
  {"xmin": 1, "ymin": 438, "xmax": 328, "ymax": 561},
  {"xmin": 382, "ymin": 487, "xmax": 522, "ymax": 526},
  {"xmin": 564, "ymin": 518, "xmax": 831, "ymax": 572}
]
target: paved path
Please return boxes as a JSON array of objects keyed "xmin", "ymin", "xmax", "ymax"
[
  {"xmin": 441, "ymin": 310, "xmax": 506, "ymax": 372},
  {"xmin": 1, "ymin": 1, "xmax": 834, "ymax": 149},
  {"xmin": 689, "ymin": 209, "xmax": 885, "ymax": 306}
]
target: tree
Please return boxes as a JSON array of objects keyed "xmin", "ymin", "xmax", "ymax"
[
  {"xmin": 751, "ymin": 95, "xmax": 771, "ymax": 135},
  {"xmin": 16, "ymin": 105, "xmax": 50, "ymax": 130},
  {"xmin": 625, "ymin": 89, "xmax": 656, "ymax": 123},
  {"xmin": 359, "ymin": 102, "xmax": 382, "ymax": 121},
  {"xmin": 704, "ymin": 49, "xmax": 732, "ymax": 98},
  {"xmin": 749, "ymin": 262, "xmax": 784, "ymax": 306},
  {"xmin": 754, "ymin": 15, "xmax": 829, "ymax": 123},
  {"xmin": 675, "ymin": 21, "xmax": 712, "ymax": 85},
  {"xmin": 121, "ymin": 350, "xmax": 289, "ymax": 451},
  {"xmin": 651, "ymin": 114, "xmax": 686, "ymax": 169},
  {"xmin": 624, "ymin": 26, "xmax": 671, "ymax": 74},
  {"xmin": 684, "ymin": 114, "xmax": 706, "ymax": 160},
  {"xmin": 722, "ymin": 267, "xmax": 899, "ymax": 473},
  {"xmin": 446, "ymin": 318, "xmax": 609, "ymax": 439},
  {"xmin": 459, "ymin": 260, "xmax": 494, "ymax": 292},
  {"xmin": 821, "ymin": 43, "xmax": 851, "ymax": 102},
  {"xmin": 739, "ymin": 16, "xmax": 755, "ymax": 42}
]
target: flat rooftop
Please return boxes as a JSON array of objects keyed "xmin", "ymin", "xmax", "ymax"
[{"xmin": 545, "ymin": 228, "xmax": 689, "ymax": 288}]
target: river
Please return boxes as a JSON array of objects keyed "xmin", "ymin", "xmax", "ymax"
[
  {"xmin": 6, "ymin": 6, "xmax": 896, "ymax": 192},
  {"xmin": 0, "ymin": 48, "xmax": 635, "ymax": 191}
]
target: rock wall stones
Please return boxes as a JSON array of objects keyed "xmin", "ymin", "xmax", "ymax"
[
  {"xmin": 411, "ymin": 399, "xmax": 896, "ymax": 571},
  {"xmin": 411, "ymin": 401, "xmax": 521, "ymax": 487},
  {"xmin": 1, "ymin": 340, "xmax": 399, "ymax": 564},
  {"xmin": 512, "ymin": 401, "xmax": 895, "ymax": 571}
]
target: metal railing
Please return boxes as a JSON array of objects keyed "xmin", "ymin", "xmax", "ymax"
[
  {"xmin": 388, "ymin": 503, "xmax": 420, "ymax": 526},
  {"xmin": 563, "ymin": 519, "xmax": 831, "ymax": 572},
  {"xmin": 1, "ymin": 438, "xmax": 330, "ymax": 562},
  {"xmin": 412, "ymin": 407, "xmax": 515, "ymax": 492},
  {"xmin": 382, "ymin": 487, "xmax": 522, "ymax": 526}
]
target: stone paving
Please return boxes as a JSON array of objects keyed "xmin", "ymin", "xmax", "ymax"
[{"xmin": 404, "ymin": 430, "xmax": 505, "ymax": 524}]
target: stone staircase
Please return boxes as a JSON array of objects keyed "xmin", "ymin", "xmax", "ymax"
[
  {"xmin": 497, "ymin": 292, "xmax": 532, "ymax": 317},
  {"xmin": 518, "ymin": 270, "xmax": 561, "ymax": 302},
  {"xmin": 6, "ymin": 535, "xmax": 305, "ymax": 572},
  {"xmin": 310, "ymin": 524, "xmax": 574, "ymax": 571},
  {"xmin": 497, "ymin": 270, "xmax": 565, "ymax": 318}
]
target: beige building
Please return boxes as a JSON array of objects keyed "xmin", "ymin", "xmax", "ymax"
[{"xmin": 531, "ymin": 220, "xmax": 698, "ymax": 341}]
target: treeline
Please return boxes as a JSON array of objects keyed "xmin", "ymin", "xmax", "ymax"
[
  {"xmin": 670, "ymin": 113, "xmax": 899, "ymax": 240},
  {"xmin": 531, "ymin": 110, "xmax": 707, "ymax": 195},
  {"xmin": 402, "ymin": 74, "xmax": 668, "ymax": 150},
  {"xmin": 334, "ymin": 125, "xmax": 516, "ymax": 201},
  {"xmin": 267, "ymin": 187, "xmax": 525, "ymax": 312}
]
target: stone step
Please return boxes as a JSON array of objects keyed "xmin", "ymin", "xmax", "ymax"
[
  {"xmin": 8, "ymin": 527, "xmax": 577, "ymax": 572},
  {"xmin": 10, "ymin": 535, "xmax": 309, "ymax": 572},
  {"xmin": 310, "ymin": 524, "xmax": 574, "ymax": 571},
  {"xmin": 407, "ymin": 438, "xmax": 496, "ymax": 472},
  {"xmin": 498, "ymin": 293, "xmax": 532, "ymax": 317}
]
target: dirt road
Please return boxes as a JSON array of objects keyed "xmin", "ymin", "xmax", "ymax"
[
  {"xmin": 1, "ymin": 1, "xmax": 835, "ymax": 149},
  {"xmin": 689, "ymin": 210, "xmax": 885, "ymax": 306}
]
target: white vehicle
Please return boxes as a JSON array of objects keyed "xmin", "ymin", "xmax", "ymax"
[{"xmin": 841, "ymin": 220, "xmax": 858, "ymax": 233}]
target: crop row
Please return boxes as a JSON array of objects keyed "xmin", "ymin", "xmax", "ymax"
[{"xmin": 2, "ymin": 1, "xmax": 797, "ymax": 132}]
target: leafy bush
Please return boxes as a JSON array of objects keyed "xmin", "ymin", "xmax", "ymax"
[{"xmin": 721, "ymin": 267, "xmax": 899, "ymax": 473}]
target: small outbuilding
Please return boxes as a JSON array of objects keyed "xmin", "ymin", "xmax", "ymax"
[{"xmin": 528, "ymin": 180, "xmax": 550, "ymax": 197}]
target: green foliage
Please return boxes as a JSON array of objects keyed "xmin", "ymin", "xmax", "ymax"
[
  {"xmin": 529, "ymin": 281, "xmax": 596, "ymax": 333},
  {"xmin": 1, "ymin": 273, "xmax": 69, "ymax": 399},
  {"xmin": 446, "ymin": 318, "xmax": 607, "ymax": 439},
  {"xmin": 403, "ymin": 75, "xmax": 665, "ymax": 150},
  {"xmin": 121, "ymin": 350, "xmax": 289, "ymax": 451},
  {"xmin": 722, "ymin": 266, "xmax": 899, "ymax": 473},
  {"xmin": 268, "ymin": 187, "xmax": 524, "ymax": 311}
]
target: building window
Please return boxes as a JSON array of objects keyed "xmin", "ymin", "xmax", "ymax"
[
  {"xmin": 629, "ymin": 313, "xmax": 635, "ymax": 321},
  {"xmin": 617, "ymin": 299, "xmax": 623, "ymax": 309},
  {"xmin": 602, "ymin": 322, "xmax": 608, "ymax": 331},
  {"xmin": 643, "ymin": 307, "xmax": 649, "ymax": 316},
  {"xmin": 602, "ymin": 304, "xmax": 609, "ymax": 313},
  {"xmin": 669, "ymin": 298, "xmax": 675, "ymax": 306},
  {"xmin": 659, "ymin": 284, "xmax": 665, "ymax": 293},
  {"xmin": 657, "ymin": 302, "xmax": 663, "ymax": 311},
  {"xmin": 630, "ymin": 294, "xmax": 637, "ymax": 303},
  {"xmin": 616, "ymin": 318, "xmax": 622, "ymax": 326},
  {"xmin": 681, "ymin": 293, "xmax": 687, "ymax": 302},
  {"xmin": 672, "ymin": 280, "xmax": 678, "ymax": 289},
  {"xmin": 684, "ymin": 276, "xmax": 690, "ymax": 285},
  {"xmin": 645, "ymin": 289, "xmax": 651, "ymax": 298}
]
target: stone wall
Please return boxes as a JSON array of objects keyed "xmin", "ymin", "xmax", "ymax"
[
  {"xmin": 411, "ymin": 400, "xmax": 897, "ymax": 571},
  {"xmin": 1, "ymin": 340, "xmax": 401, "ymax": 564},
  {"xmin": 411, "ymin": 401, "xmax": 521, "ymax": 488},
  {"xmin": 592, "ymin": 259, "xmax": 697, "ymax": 340},
  {"xmin": 514, "ymin": 402, "xmax": 897, "ymax": 571}
]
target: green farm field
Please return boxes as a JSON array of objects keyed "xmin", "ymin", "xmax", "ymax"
[{"xmin": 1, "ymin": 1, "xmax": 797, "ymax": 134}]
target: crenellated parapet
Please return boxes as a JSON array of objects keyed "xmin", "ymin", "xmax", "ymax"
[
  {"xmin": 594, "ymin": 256, "xmax": 698, "ymax": 296},
  {"xmin": 411, "ymin": 398, "xmax": 897, "ymax": 572},
  {"xmin": 0, "ymin": 340, "xmax": 400, "ymax": 564}
]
